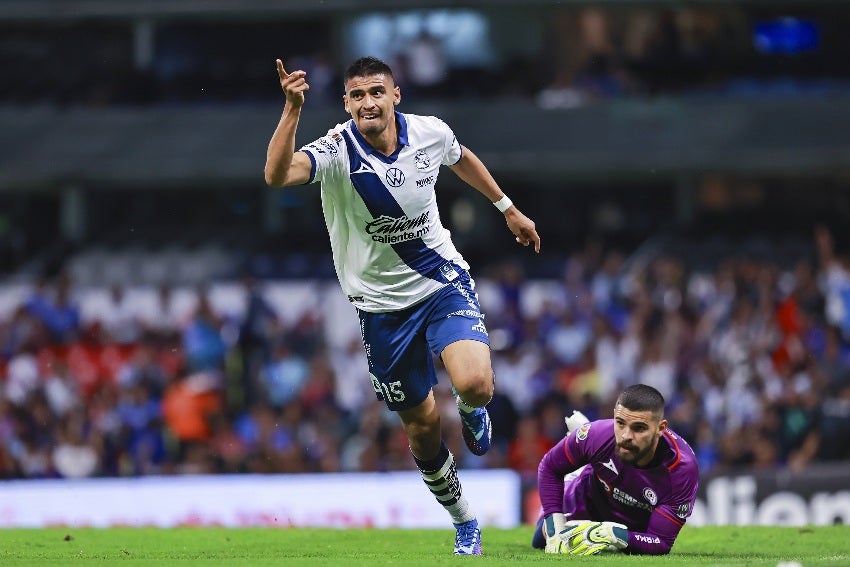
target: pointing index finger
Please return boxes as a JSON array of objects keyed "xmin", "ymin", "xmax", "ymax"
[{"xmin": 276, "ymin": 59, "xmax": 288, "ymax": 78}]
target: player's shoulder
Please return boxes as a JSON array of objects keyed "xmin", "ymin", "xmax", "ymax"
[
  {"xmin": 324, "ymin": 120, "xmax": 354, "ymax": 142},
  {"xmin": 302, "ymin": 121, "xmax": 351, "ymax": 158},
  {"xmin": 661, "ymin": 428, "xmax": 699, "ymax": 476},
  {"xmin": 404, "ymin": 113, "xmax": 452, "ymax": 134},
  {"xmin": 575, "ymin": 418, "xmax": 614, "ymax": 444}
]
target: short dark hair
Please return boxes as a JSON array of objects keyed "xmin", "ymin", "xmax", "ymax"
[
  {"xmin": 616, "ymin": 384, "xmax": 665, "ymax": 419},
  {"xmin": 343, "ymin": 56, "xmax": 394, "ymax": 87}
]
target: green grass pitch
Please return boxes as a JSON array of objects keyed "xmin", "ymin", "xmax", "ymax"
[{"xmin": 0, "ymin": 526, "xmax": 847, "ymax": 566}]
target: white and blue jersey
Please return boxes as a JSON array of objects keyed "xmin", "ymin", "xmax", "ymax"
[{"xmin": 300, "ymin": 111, "xmax": 468, "ymax": 313}]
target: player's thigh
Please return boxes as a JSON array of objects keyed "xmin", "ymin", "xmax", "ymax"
[
  {"xmin": 423, "ymin": 276, "xmax": 491, "ymax": 392},
  {"xmin": 441, "ymin": 338, "xmax": 493, "ymax": 394},
  {"xmin": 358, "ymin": 308, "xmax": 437, "ymax": 411}
]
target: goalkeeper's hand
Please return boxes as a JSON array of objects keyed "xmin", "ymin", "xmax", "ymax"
[
  {"xmin": 562, "ymin": 520, "xmax": 629, "ymax": 555},
  {"xmin": 541, "ymin": 515, "xmax": 615, "ymax": 554},
  {"xmin": 541, "ymin": 513, "xmax": 569, "ymax": 554},
  {"xmin": 565, "ymin": 410, "xmax": 589, "ymax": 434}
]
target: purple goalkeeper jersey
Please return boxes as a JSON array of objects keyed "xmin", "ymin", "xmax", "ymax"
[{"xmin": 537, "ymin": 419, "xmax": 699, "ymax": 555}]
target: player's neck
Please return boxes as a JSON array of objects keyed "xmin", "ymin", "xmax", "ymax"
[
  {"xmin": 370, "ymin": 136, "xmax": 397, "ymax": 156},
  {"xmin": 362, "ymin": 117, "xmax": 399, "ymax": 156}
]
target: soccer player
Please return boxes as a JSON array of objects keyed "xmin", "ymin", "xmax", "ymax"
[
  {"xmin": 264, "ymin": 56, "xmax": 541, "ymax": 555},
  {"xmin": 533, "ymin": 384, "xmax": 699, "ymax": 555}
]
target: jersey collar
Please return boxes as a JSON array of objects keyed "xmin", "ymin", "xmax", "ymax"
[{"xmin": 349, "ymin": 111, "xmax": 409, "ymax": 164}]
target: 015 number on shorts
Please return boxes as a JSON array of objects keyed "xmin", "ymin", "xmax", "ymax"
[{"xmin": 371, "ymin": 375, "xmax": 406, "ymax": 403}]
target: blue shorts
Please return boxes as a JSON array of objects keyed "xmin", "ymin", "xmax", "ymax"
[{"xmin": 357, "ymin": 268, "xmax": 490, "ymax": 412}]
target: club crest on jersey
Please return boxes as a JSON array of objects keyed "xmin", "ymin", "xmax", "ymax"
[
  {"xmin": 385, "ymin": 167, "xmax": 405, "ymax": 187},
  {"xmin": 414, "ymin": 149, "xmax": 431, "ymax": 171},
  {"xmin": 676, "ymin": 502, "xmax": 690, "ymax": 518},
  {"xmin": 576, "ymin": 422, "xmax": 591, "ymax": 441},
  {"xmin": 643, "ymin": 487, "xmax": 658, "ymax": 506}
]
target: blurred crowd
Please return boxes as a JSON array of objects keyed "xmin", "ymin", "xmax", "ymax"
[
  {"xmin": 2, "ymin": 226, "xmax": 850, "ymax": 482},
  {"xmin": 2, "ymin": 4, "xmax": 846, "ymax": 107}
]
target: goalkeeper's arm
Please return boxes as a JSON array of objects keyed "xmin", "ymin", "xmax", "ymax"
[
  {"xmin": 537, "ymin": 411, "xmax": 592, "ymax": 553},
  {"xmin": 623, "ymin": 509, "xmax": 684, "ymax": 555}
]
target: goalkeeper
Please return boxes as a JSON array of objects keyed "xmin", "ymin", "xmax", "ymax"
[{"xmin": 532, "ymin": 384, "xmax": 699, "ymax": 555}]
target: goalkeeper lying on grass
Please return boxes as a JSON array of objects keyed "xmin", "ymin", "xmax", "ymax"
[{"xmin": 533, "ymin": 384, "xmax": 700, "ymax": 555}]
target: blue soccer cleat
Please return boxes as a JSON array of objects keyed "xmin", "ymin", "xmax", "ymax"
[
  {"xmin": 453, "ymin": 518, "xmax": 482, "ymax": 555},
  {"xmin": 458, "ymin": 401, "xmax": 492, "ymax": 456}
]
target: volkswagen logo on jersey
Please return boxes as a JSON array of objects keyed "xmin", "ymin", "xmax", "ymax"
[{"xmin": 385, "ymin": 167, "xmax": 405, "ymax": 187}]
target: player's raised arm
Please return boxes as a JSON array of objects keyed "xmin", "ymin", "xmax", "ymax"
[
  {"xmin": 264, "ymin": 58, "xmax": 313, "ymax": 187},
  {"xmin": 449, "ymin": 146, "xmax": 541, "ymax": 253}
]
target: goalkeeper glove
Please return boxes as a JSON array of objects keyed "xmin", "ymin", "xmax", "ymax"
[
  {"xmin": 541, "ymin": 515, "xmax": 598, "ymax": 554},
  {"xmin": 562, "ymin": 520, "xmax": 629, "ymax": 555},
  {"xmin": 541, "ymin": 513, "xmax": 569, "ymax": 554},
  {"xmin": 565, "ymin": 410, "xmax": 589, "ymax": 434}
]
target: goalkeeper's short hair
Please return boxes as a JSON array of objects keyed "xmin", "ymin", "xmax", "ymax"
[{"xmin": 616, "ymin": 384, "xmax": 665, "ymax": 419}]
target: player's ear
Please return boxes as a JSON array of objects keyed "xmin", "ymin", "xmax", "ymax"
[
  {"xmin": 393, "ymin": 86, "xmax": 401, "ymax": 105},
  {"xmin": 657, "ymin": 418, "xmax": 668, "ymax": 436},
  {"xmin": 343, "ymin": 95, "xmax": 349, "ymax": 113}
]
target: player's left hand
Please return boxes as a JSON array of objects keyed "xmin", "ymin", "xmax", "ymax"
[
  {"xmin": 562, "ymin": 520, "xmax": 629, "ymax": 555},
  {"xmin": 504, "ymin": 208, "xmax": 541, "ymax": 253}
]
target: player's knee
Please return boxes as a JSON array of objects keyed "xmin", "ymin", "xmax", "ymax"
[{"xmin": 458, "ymin": 373, "xmax": 494, "ymax": 407}]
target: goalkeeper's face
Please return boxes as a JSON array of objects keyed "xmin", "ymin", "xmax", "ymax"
[{"xmin": 613, "ymin": 404, "xmax": 667, "ymax": 467}]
